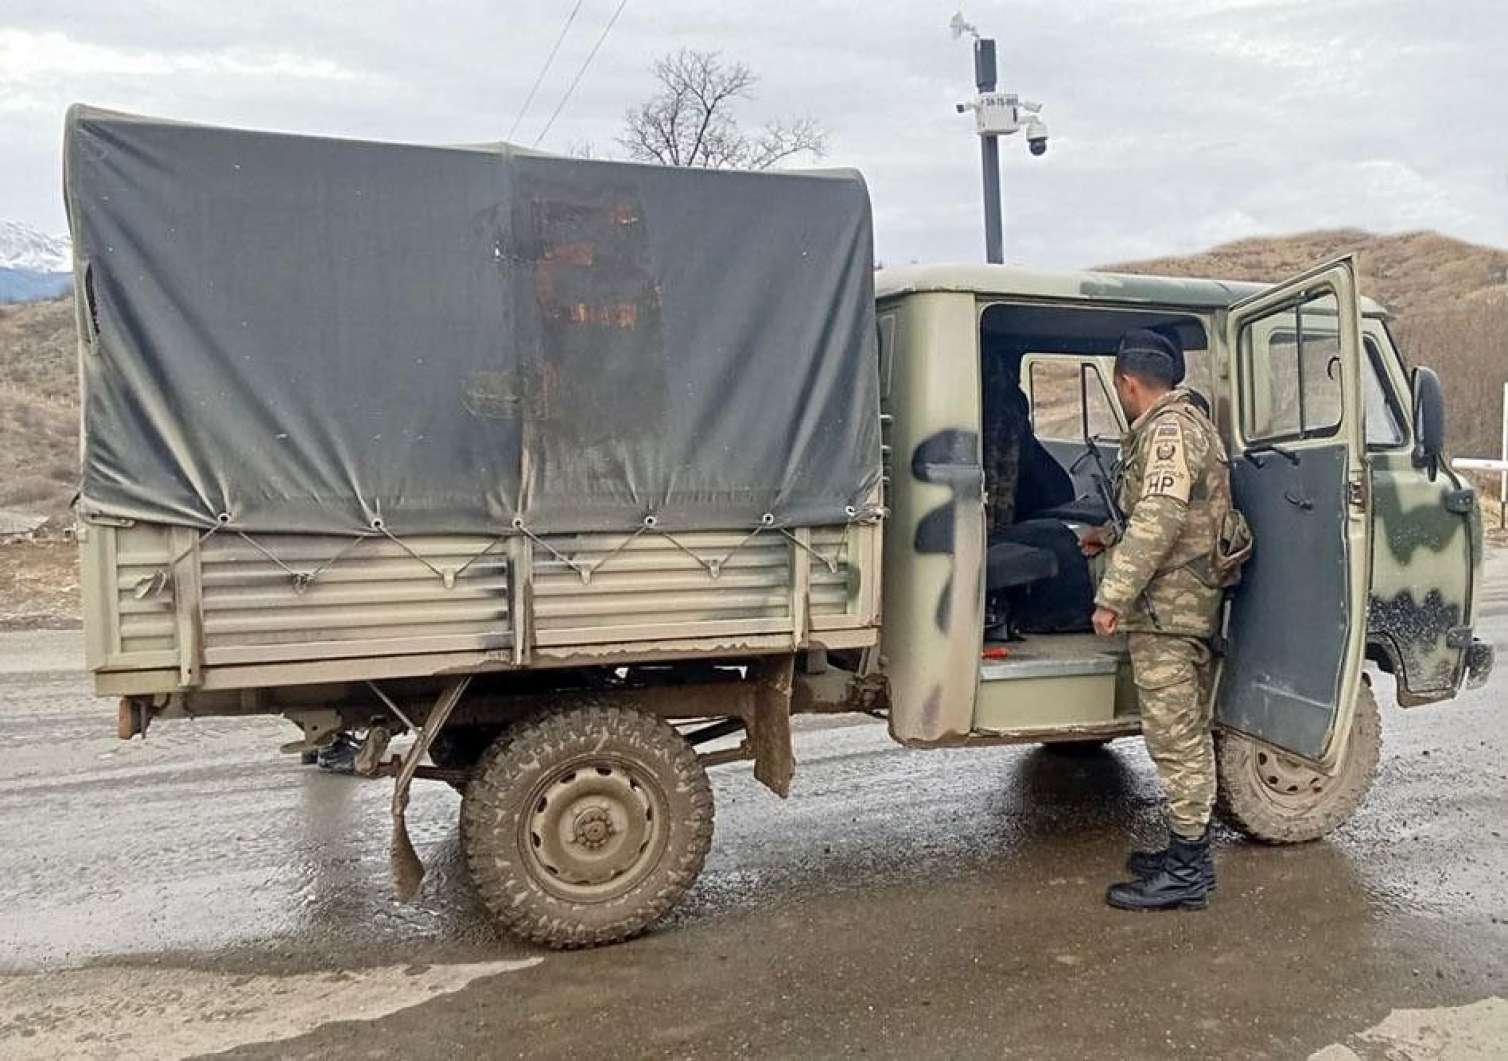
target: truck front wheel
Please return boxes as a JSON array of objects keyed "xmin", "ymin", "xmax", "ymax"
[
  {"xmin": 1214, "ymin": 684, "xmax": 1381, "ymax": 844},
  {"xmin": 460, "ymin": 704, "xmax": 714, "ymax": 949}
]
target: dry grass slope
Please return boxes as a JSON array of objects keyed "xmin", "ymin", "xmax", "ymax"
[{"xmin": 0, "ymin": 295, "xmax": 77, "ymax": 525}]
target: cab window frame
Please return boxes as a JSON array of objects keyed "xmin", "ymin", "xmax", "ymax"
[
  {"xmin": 1025, "ymin": 354, "xmax": 1121, "ymax": 444},
  {"xmin": 1362, "ymin": 320, "xmax": 1413, "ymax": 453},
  {"xmin": 1361, "ymin": 333, "xmax": 1409, "ymax": 452},
  {"xmin": 1237, "ymin": 294, "xmax": 1346, "ymax": 447}
]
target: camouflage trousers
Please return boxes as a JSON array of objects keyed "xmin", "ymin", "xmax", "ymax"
[{"xmin": 1128, "ymin": 632, "xmax": 1215, "ymax": 839}]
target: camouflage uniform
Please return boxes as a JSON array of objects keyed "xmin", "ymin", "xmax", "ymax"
[
  {"xmin": 981, "ymin": 355, "xmax": 1025, "ymax": 537},
  {"xmin": 1095, "ymin": 387, "xmax": 1234, "ymax": 839}
]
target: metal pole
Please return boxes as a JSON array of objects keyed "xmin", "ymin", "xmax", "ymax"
[
  {"xmin": 975, "ymin": 38, "xmax": 1003, "ymax": 264},
  {"xmin": 1489, "ymin": 381, "xmax": 1501, "ymax": 530}
]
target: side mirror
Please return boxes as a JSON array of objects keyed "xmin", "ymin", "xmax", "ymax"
[{"xmin": 1411, "ymin": 365, "xmax": 1446, "ymax": 478}]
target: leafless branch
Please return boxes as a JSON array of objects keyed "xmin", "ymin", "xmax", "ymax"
[
  {"xmin": 617, "ymin": 48, "xmax": 828, "ymax": 171},
  {"xmin": 747, "ymin": 117, "xmax": 827, "ymax": 170}
]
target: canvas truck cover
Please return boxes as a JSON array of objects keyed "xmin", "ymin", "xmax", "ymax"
[{"xmin": 62, "ymin": 107, "xmax": 882, "ymax": 539}]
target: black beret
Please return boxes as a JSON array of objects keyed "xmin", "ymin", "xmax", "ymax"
[{"xmin": 1115, "ymin": 328, "xmax": 1185, "ymax": 385}]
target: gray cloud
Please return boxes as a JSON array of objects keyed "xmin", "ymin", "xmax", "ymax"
[{"xmin": 3, "ymin": 0, "xmax": 1504, "ymax": 269}]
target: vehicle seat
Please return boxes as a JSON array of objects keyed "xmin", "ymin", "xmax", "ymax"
[
  {"xmin": 987, "ymin": 518, "xmax": 1097, "ymax": 635},
  {"xmin": 986, "ymin": 540, "xmax": 1060, "ymax": 592},
  {"xmin": 1032, "ymin": 493, "xmax": 1112, "ymax": 527}
]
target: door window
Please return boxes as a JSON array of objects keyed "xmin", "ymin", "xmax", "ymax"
[
  {"xmin": 1239, "ymin": 294, "xmax": 1344, "ymax": 443},
  {"xmin": 1362, "ymin": 338, "xmax": 1407, "ymax": 448},
  {"xmin": 1028, "ymin": 358, "xmax": 1119, "ymax": 442}
]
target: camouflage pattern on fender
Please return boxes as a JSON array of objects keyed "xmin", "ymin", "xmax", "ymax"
[
  {"xmin": 1359, "ymin": 321, "xmax": 1481, "ymax": 703},
  {"xmin": 1095, "ymin": 388, "xmax": 1231, "ymax": 637},
  {"xmin": 1367, "ymin": 453, "xmax": 1480, "ymax": 699}
]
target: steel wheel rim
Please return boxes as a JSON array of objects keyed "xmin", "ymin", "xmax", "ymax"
[
  {"xmin": 520, "ymin": 754, "xmax": 669, "ymax": 902},
  {"xmin": 1249, "ymin": 744, "xmax": 1330, "ymax": 808}
]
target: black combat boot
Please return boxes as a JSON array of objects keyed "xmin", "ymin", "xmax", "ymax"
[
  {"xmin": 1106, "ymin": 831, "xmax": 1212, "ymax": 910},
  {"xmin": 1125, "ymin": 838, "xmax": 1216, "ymax": 891},
  {"xmin": 314, "ymin": 731, "xmax": 359, "ymax": 774}
]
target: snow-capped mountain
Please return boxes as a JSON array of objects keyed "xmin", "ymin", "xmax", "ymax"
[
  {"xmin": 0, "ymin": 220, "xmax": 72, "ymax": 303},
  {"xmin": 0, "ymin": 219, "xmax": 72, "ymax": 272}
]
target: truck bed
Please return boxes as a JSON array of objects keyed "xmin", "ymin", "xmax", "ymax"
[{"xmin": 83, "ymin": 519, "xmax": 880, "ymax": 697}]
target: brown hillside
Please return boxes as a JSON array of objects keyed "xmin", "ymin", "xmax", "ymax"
[
  {"xmin": 1104, "ymin": 230, "xmax": 1508, "ymax": 458},
  {"xmin": 1103, "ymin": 229, "xmax": 1508, "ymax": 319},
  {"xmin": 0, "ymin": 295, "xmax": 77, "ymax": 527}
]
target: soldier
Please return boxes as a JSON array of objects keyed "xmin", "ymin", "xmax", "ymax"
[
  {"xmin": 981, "ymin": 352, "xmax": 1026, "ymax": 538},
  {"xmin": 1080, "ymin": 329, "xmax": 1238, "ymax": 910}
]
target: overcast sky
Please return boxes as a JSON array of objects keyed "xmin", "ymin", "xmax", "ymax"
[{"xmin": 3, "ymin": 1, "xmax": 1505, "ymax": 269}]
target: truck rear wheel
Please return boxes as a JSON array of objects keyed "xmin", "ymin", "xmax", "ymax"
[
  {"xmin": 1214, "ymin": 684, "xmax": 1381, "ymax": 844},
  {"xmin": 460, "ymin": 704, "xmax": 714, "ymax": 949}
]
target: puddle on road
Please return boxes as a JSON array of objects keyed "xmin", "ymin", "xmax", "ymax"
[
  {"xmin": 0, "ymin": 958, "xmax": 542, "ymax": 1060},
  {"xmin": 1312, "ymin": 996, "xmax": 1508, "ymax": 1060}
]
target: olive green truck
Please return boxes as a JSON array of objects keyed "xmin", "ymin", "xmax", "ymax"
[{"xmin": 67, "ymin": 108, "xmax": 1491, "ymax": 948}]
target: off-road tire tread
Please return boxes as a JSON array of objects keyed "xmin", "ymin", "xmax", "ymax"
[
  {"xmin": 454, "ymin": 726, "xmax": 514, "ymax": 843},
  {"xmin": 460, "ymin": 703, "xmax": 713, "ymax": 949},
  {"xmin": 1215, "ymin": 685, "xmax": 1381, "ymax": 844}
]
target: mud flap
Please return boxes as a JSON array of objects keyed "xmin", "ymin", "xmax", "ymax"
[
  {"xmin": 747, "ymin": 656, "xmax": 795, "ymax": 797},
  {"xmin": 390, "ymin": 676, "xmax": 473, "ymax": 900}
]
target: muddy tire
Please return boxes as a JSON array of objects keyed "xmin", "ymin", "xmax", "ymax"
[
  {"xmin": 460, "ymin": 704, "xmax": 714, "ymax": 949},
  {"xmin": 1215, "ymin": 684, "xmax": 1381, "ymax": 844}
]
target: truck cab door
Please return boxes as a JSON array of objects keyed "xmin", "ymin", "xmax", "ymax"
[
  {"xmin": 1218, "ymin": 258, "xmax": 1372, "ymax": 770},
  {"xmin": 879, "ymin": 293, "xmax": 988, "ymax": 744}
]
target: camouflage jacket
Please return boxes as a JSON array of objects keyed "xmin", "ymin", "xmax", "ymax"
[
  {"xmin": 982, "ymin": 355, "xmax": 1025, "ymax": 537},
  {"xmin": 1095, "ymin": 388, "xmax": 1232, "ymax": 638}
]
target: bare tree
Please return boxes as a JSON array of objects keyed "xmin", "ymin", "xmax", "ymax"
[{"xmin": 618, "ymin": 49, "xmax": 827, "ymax": 170}]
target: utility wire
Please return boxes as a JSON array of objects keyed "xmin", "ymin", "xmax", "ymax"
[
  {"xmin": 506, "ymin": 0, "xmax": 586, "ymax": 141},
  {"xmin": 533, "ymin": 0, "xmax": 631, "ymax": 147}
]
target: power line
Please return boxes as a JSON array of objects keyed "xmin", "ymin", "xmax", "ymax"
[
  {"xmin": 533, "ymin": 0, "xmax": 631, "ymax": 147},
  {"xmin": 506, "ymin": 0, "xmax": 586, "ymax": 141}
]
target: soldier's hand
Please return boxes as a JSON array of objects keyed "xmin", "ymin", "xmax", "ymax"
[
  {"xmin": 1092, "ymin": 606, "xmax": 1119, "ymax": 637},
  {"xmin": 1079, "ymin": 527, "xmax": 1107, "ymax": 557}
]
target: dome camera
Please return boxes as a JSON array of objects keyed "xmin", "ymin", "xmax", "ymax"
[{"xmin": 1025, "ymin": 118, "xmax": 1048, "ymax": 156}]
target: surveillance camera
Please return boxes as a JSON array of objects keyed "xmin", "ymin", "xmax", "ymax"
[{"xmin": 1025, "ymin": 117, "xmax": 1048, "ymax": 156}]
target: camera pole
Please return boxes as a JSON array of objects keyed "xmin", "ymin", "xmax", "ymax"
[
  {"xmin": 955, "ymin": 20, "xmax": 1046, "ymax": 265},
  {"xmin": 975, "ymin": 38, "xmax": 1004, "ymax": 264}
]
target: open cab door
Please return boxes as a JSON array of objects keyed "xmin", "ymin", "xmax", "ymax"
[{"xmin": 1218, "ymin": 257, "xmax": 1372, "ymax": 771}]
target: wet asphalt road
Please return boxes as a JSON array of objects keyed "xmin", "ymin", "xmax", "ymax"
[{"xmin": 2, "ymin": 557, "xmax": 1507, "ymax": 1058}]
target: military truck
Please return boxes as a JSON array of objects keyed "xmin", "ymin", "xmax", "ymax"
[{"xmin": 65, "ymin": 108, "xmax": 1491, "ymax": 949}]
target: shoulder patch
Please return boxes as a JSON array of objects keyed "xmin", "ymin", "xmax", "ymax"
[{"xmin": 1141, "ymin": 416, "xmax": 1191, "ymax": 503}]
